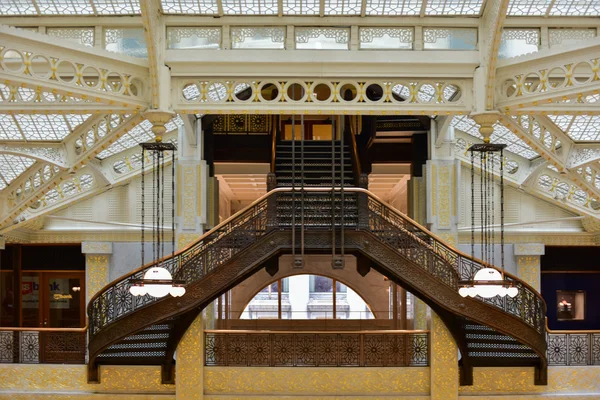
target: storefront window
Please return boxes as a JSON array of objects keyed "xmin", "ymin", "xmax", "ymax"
[{"xmin": 557, "ymin": 290, "xmax": 585, "ymax": 321}]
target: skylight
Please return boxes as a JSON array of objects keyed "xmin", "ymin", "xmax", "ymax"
[
  {"xmin": 160, "ymin": 0, "xmax": 485, "ymax": 15},
  {"xmin": 507, "ymin": 0, "xmax": 600, "ymax": 16},
  {"xmin": 0, "ymin": 154, "xmax": 36, "ymax": 190},
  {"xmin": 0, "ymin": 114, "xmax": 91, "ymax": 141},
  {"xmin": 0, "ymin": 0, "xmax": 140, "ymax": 16},
  {"xmin": 451, "ymin": 115, "xmax": 540, "ymax": 160},
  {"xmin": 547, "ymin": 115, "xmax": 600, "ymax": 142},
  {"xmin": 96, "ymin": 116, "xmax": 183, "ymax": 159}
]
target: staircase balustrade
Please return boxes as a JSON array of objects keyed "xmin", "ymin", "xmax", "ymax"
[{"xmin": 88, "ymin": 188, "xmax": 545, "ymax": 345}]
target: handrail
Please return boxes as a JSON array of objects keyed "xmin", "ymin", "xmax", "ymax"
[
  {"xmin": 205, "ymin": 329, "xmax": 430, "ymax": 334},
  {"xmin": 270, "ymin": 115, "xmax": 278, "ymax": 173},
  {"xmin": 0, "ymin": 326, "xmax": 87, "ymax": 332},
  {"xmin": 88, "ymin": 187, "xmax": 546, "ymax": 339},
  {"xmin": 344, "ymin": 122, "xmax": 361, "ymax": 185}
]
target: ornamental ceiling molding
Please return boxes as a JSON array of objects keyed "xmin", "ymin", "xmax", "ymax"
[
  {"xmin": 173, "ymin": 78, "xmax": 471, "ymax": 115},
  {"xmin": 495, "ymin": 38, "xmax": 600, "ymax": 111},
  {"xmin": 0, "ymin": 26, "xmax": 151, "ymax": 111}
]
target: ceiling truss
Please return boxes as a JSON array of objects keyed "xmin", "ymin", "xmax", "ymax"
[{"xmin": 1, "ymin": 2, "xmax": 600, "ymax": 235}]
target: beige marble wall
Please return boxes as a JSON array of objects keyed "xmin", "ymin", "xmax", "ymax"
[
  {"xmin": 204, "ymin": 367, "xmax": 430, "ymax": 397},
  {"xmin": 0, "ymin": 365, "xmax": 174, "ymax": 395}
]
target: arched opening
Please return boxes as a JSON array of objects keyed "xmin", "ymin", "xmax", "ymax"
[{"xmin": 239, "ymin": 274, "xmax": 375, "ymax": 320}]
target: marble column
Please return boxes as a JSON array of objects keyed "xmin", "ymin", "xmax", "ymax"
[
  {"xmin": 82, "ymin": 241, "xmax": 112, "ymax": 306},
  {"xmin": 176, "ymin": 315, "xmax": 204, "ymax": 400},
  {"xmin": 430, "ymin": 312, "xmax": 458, "ymax": 400},
  {"xmin": 514, "ymin": 243, "xmax": 544, "ymax": 292}
]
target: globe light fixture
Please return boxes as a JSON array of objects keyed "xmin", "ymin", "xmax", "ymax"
[
  {"xmin": 129, "ymin": 266, "xmax": 186, "ymax": 298},
  {"xmin": 459, "ymin": 268, "xmax": 518, "ymax": 299}
]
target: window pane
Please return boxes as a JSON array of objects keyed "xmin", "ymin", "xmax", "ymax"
[
  {"xmin": 231, "ymin": 26, "xmax": 285, "ymax": 49},
  {"xmin": 167, "ymin": 27, "xmax": 221, "ymax": 49},
  {"xmin": 21, "ymin": 273, "xmax": 41, "ymax": 327},
  {"xmin": 499, "ymin": 29, "xmax": 540, "ymax": 59},
  {"xmin": 104, "ymin": 28, "xmax": 147, "ymax": 58},
  {"xmin": 295, "ymin": 27, "xmax": 349, "ymax": 50},
  {"xmin": 359, "ymin": 27, "xmax": 413, "ymax": 50},
  {"xmin": 0, "ymin": 271, "xmax": 15, "ymax": 326},
  {"xmin": 424, "ymin": 28, "xmax": 477, "ymax": 50},
  {"xmin": 312, "ymin": 276, "xmax": 333, "ymax": 292}
]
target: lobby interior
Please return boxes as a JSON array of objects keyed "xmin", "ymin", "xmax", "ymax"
[{"xmin": 0, "ymin": 0, "xmax": 600, "ymax": 398}]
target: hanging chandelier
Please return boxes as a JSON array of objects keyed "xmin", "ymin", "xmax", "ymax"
[
  {"xmin": 129, "ymin": 137, "xmax": 186, "ymax": 298},
  {"xmin": 459, "ymin": 142, "xmax": 518, "ymax": 299}
]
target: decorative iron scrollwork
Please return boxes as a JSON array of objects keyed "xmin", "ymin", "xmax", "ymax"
[{"xmin": 205, "ymin": 332, "xmax": 429, "ymax": 367}]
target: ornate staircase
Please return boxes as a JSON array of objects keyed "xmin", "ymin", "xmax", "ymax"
[{"xmin": 87, "ymin": 136, "xmax": 547, "ymax": 385}]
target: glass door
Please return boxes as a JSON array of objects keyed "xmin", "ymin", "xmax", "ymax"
[
  {"xmin": 43, "ymin": 273, "xmax": 85, "ymax": 328},
  {"xmin": 20, "ymin": 272, "xmax": 85, "ymax": 328}
]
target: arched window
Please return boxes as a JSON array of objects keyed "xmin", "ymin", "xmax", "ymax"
[{"xmin": 240, "ymin": 274, "xmax": 374, "ymax": 320}]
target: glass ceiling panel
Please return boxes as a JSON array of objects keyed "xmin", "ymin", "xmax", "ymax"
[
  {"xmin": 451, "ymin": 115, "xmax": 540, "ymax": 160},
  {"xmin": 162, "ymin": 0, "xmax": 485, "ymax": 14},
  {"xmin": 161, "ymin": 0, "xmax": 219, "ymax": 13},
  {"xmin": 0, "ymin": 114, "xmax": 91, "ymax": 141},
  {"xmin": 0, "ymin": 0, "xmax": 140, "ymax": 15},
  {"xmin": 0, "ymin": 154, "xmax": 36, "ymax": 191},
  {"xmin": 96, "ymin": 116, "xmax": 183, "ymax": 159},
  {"xmin": 549, "ymin": 0, "xmax": 600, "ymax": 16},
  {"xmin": 424, "ymin": 0, "xmax": 483, "ymax": 15},
  {"xmin": 507, "ymin": 0, "xmax": 600, "ymax": 16},
  {"xmin": 547, "ymin": 115, "xmax": 600, "ymax": 141}
]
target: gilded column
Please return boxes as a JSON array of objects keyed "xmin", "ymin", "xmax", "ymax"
[
  {"xmin": 514, "ymin": 243, "xmax": 544, "ymax": 292},
  {"xmin": 81, "ymin": 242, "xmax": 112, "ymax": 305},
  {"xmin": 426, "ymin": 159, "xmax": 461, "ymax": 247},
  {"xmin": 176, "ymin": 314, "xmax": 204, "ymax": 400},
  {"xmin": 408, "ymin": 175, "xmax": 428, "ymax": 330},
  {"xmin": 426, "ymin": 130, "xmax": 461, "ymax": 398},
  {"xmin": 430, "ymin": 312, "xmax": 458, "ymax": 400}
]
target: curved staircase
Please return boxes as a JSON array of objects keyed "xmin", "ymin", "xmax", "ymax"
[
  {"xmin": 87, "ymin": 135, "xmax": 547, "ymax": 385},
  {"xmin": 87, "ymin": 187, "xmax": 547, "ymax": 384}
]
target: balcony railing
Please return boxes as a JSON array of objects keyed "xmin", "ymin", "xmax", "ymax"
[
  {"xmin": 0, "ymin": 327, "xmax": 86, "ymax": 364},
  {"xmin": 547, "ymin": 330, "xmax": 600, "ymax": 366},
  {"xmin": 205, "ymin": 330, "xmax": 429, "ymax": 367}
]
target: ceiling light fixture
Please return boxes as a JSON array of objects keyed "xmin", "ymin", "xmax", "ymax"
[{"xmin": 459, "ymin": 141, "xmax": 518, "ymax": 299}]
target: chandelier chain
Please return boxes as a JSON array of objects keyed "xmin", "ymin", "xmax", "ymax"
[{"xmin": 141, "ymin": 149, "xmax": 145, "ymax": 268}]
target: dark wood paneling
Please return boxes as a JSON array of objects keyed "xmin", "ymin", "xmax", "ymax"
[
  {"xmin": 212, "ymin": 135, "xmax": 272, "ymax": 164},
  {"xmin": 541, "ymin": 246, "xmax": 600, "ymax": 272},
  {"xmin": 21, "ymin": 245, "xmax": 84, "ymax": 271}
]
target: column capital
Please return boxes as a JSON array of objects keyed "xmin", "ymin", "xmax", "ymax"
[
  {"xmin": 471, "ymin": 111, "xmax": 501, "ymax": 143},
  {"xmin": 144, "ymin": 110, "xmax": 175, "ymax": 140},
  {"xmin": 81, "ymin": 241, "xmax": 113, "ymax": 254},
  {"xmin": 514, "ymin": 243, "xmax": 545, "ymax": 256}
]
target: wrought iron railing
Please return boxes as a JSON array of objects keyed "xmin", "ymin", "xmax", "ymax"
[
  {"xmin": 88, "ymin": 195, "xmax": 270, "ymax": 337},
  {"xmin": 88, "ymin": 187, "xmax": 546, "ymax": 345},
  {"xmin": 364, "ymin": 194, "xmax": 546, "ymax": 335},
  {"xmin": 546, "ymin": 331, "xmax": 600, "ymax": 366},
  {"xmin": 0, "ymin": 328, "xmax": 86, "ymax": 364},
  {"xmin": 204, "ymin": 330, "xmax": 429, "ymax": 367}
]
